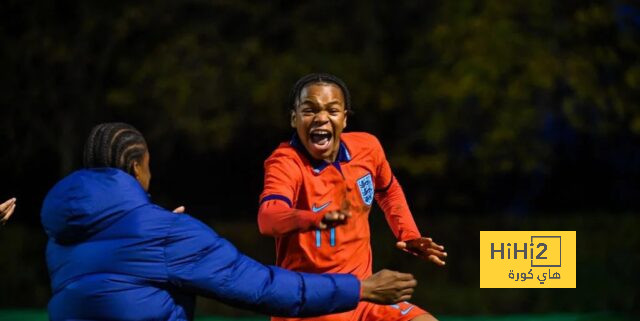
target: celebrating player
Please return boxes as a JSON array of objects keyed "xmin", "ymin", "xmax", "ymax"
[{"xmin": 258, "ymin": 73, "xmax": 447, "ymax": 321}]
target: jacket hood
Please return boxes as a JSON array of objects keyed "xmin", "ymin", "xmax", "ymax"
[{"xmin": 41, "ymin": 168, "xmax": 150, "ymax": 244}]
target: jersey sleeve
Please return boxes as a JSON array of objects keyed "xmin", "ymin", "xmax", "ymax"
[
  {"xmin": 258, "ymin": 151, "xmax": 322, "ymax": 235},
  {"xmin": 257, "ymin": 200, "xmax": 323, "ymax": 236},
  {"xmin": 165, "ymin": 214, "xmax": 361, "ymax": 317},
  {"xmin": 369, "ymin": 134, "xmax": 421, "ymax": 241},
  {"xmin": 260, "ymin": 152, "xmax": 302, "ymax": 207},
  {"xmin": 374, "ymin": 178, "xmax": 421, "ymax": 241},
  {"xmin": 370, "ymin": 136, "xmax": 394, "ymax": 193}
]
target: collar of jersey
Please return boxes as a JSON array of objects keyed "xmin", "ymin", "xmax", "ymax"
[{"xmin": 290, "ymin": 133, "xmax": 352, "ymax": 173}]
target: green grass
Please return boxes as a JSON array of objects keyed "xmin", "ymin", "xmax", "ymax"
[{"xmin": 0, "ymin": 310, "xmax": 635, "ymax": 321}]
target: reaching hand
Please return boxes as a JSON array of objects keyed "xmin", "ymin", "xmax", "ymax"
[
  {"xmin": 396, "ymin": 237, "xmax": 447, "ymax": 266},
  {"xmin": 317, "ymin": 210, "xmax": 351, "ymax": 229},
  {"xmin": 360, "ymin": 269, "xmax": 417, "ymax": 304},
  {"xmin": 0, "ymin": 198, "xmax": 16, "ymax": 224},
  {"xmin": 317, "ymin": 194, "xmax": 352, "ymax": 229},
  {"xmin": 172, "ymin": 206, "xmax": 185, "ymax": 214}
]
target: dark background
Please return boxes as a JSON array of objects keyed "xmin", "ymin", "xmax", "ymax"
[{"xmin": 1, "ymin": 0, "xmax": 638, "ymax": 317}]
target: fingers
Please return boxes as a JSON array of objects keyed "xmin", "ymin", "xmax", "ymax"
[
  {"xmin": 0, "ymin": 198, "xmax": 16, "ymax": 212},
  {"xmin": 428, "ymin": 254, "xmax": 446, "ymax": 266},
  {"xmin": 323, "ymin": 211, "xmax": 348, "ymax": 222},
  {"xmin": 399, "ymin": 237, "xmax": 448, "ymax": 266},
  {"xmin": 419, "ymin": 248, "xmax": 447, "ymax": 264},
  {"xmin": 388, "ymin": 270, "xmax": 416, "ymax": 287},
  {"xmin": 2, "ymin": 203, "xmax": 16, "ymax": 222},
  {"xmin": 422, "ymin": 247, "xmax": 447, "ymax": 258},
  {"xmin": 423, "ymin": 238, "xmax": 447, "ymax": 258},
  {"xmin": 430, "ymin": 239, "xmax": 445, "ymax": 251},
  {"xmin": 412, "ymin": 237, "xmax": 446, "ymax": 252},
  {"xmin": 420, "ymin": 238, "xmax": 444, "ymax": 251},
  {"xmin": 396, "ymin": 287, "xmax": 415, "ymax": 302},
  {"xmin": 172, "ymin": 206, "xmax": 185, "ymax": 213},
  {"xmin": 396, "ymin": 242, "xmax": 419, "ymax": 257},
  {"xmin": 394, "ymin": 276, "xmax": 417, "ymax": 302},
  {"xmin": 400, "ymin": 286, "xmax": 415, "ymax": 296},
  {"xmin": 321, "ymin": 211, "xmax": 350, "ymax": 228},
  {"xmin": 323, "ymin": 212, "xmax": 340, "ymax": 221},
  {"xmin": 395, "ymin": 272, "xmax": 416, "ymax": 282},
  {"xmin": 1, "ymin": 198, "xmax": 16, "ymax": 224},
  {"xmin": 398, "ymin": 294, "xmax": 413, "ymax": 302}
]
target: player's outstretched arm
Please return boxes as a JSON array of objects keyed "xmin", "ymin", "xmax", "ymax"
[
  {"xmin": 374, "ymin": 175, "xmax": 448, "ymax": 266},
  {"xmin": 166, "ymin": 214, "xmax": 361, "ymax": 317},
  {"xmin": 397, "ymin": 237, "xmax": 447, "ymax": 266},
  {"xmin": 258, "ymin": 200, "xmax": 350, "ymax": 236}
]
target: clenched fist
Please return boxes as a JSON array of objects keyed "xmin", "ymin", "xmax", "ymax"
[{"xmin": 360, "ymin": 269, "xmax": 417, "ymax": 304}]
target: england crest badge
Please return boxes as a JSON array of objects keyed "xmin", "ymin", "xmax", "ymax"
[{"xmin": 357, "ymin": 173, "xmax": 374, "ymax": 206}]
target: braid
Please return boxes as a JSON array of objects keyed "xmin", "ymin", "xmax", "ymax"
[
  {"xmin": 288, "ymin": 73, "xmax": 352, "ymax": 114},
  {"xmin": 82, "ymin": 125, "xmax": 99, "ymax": 168},
  {"xmin": 100, "ymin": 125, "xmax": 120, "ymax": 168},
  {"xmin": 83, "ymin": 123, "xmax": 147, "ymax": 175}
]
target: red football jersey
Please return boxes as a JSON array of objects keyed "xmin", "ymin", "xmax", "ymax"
[{"xmin": 260, "ymin": 132, "xmax": 420, "ymax": 279}]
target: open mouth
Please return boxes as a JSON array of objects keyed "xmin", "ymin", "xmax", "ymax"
[{"xmin": 309, "ymin": 129, "xmax": 332, "ymax": 148}]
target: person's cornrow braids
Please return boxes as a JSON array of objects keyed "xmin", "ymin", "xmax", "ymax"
[
  {"xmin": 83, "ymin": 123, "xmax": 147, "ymax": 175},
  {"xmin": 288, "ymin": 73, "xmax": 352, "ymax": 114}
]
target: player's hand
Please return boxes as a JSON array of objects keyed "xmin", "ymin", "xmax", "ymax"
[
  {"xmin": 317, "ymin": 210, "xmax": 351, "ymax": 229},
  {"xmin": 172, "ymin": 206, "xmax": 185, "ymax": 214},
  {"xmin": 0, "ymin": 198, "xmax": 17, "ymax": 225},
  {"xmin": 396, "ymin": 237, "xmax": 447, "ymax": 266},
  {"xmin": 360, "ymin": 269, "xmax": 417, "ymax": 304}
]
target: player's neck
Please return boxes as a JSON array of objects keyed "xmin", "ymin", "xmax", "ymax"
[{"xmin": 319, "ymin": 142, "xmax": 340, "ymax": 163}]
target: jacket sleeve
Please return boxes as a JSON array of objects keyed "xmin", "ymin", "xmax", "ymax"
[{"xmin": 164, "ymin": 214, "xmax": 360, "ymax": 317}]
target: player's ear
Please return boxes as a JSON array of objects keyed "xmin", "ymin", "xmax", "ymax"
[
  {"xmin": 132, "ymin": 159, "xmax": 142, "ymax": 180},
  {"xmin": 343, "ymin": 112, "xmax": 347, "ymax": 128},
  {"xmin": 290, "ymin": 109, "xmax": 297, "ymax": 128}
]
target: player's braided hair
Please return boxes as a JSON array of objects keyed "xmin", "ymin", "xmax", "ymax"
[
  {"xmin": 288, "ymin": 73, "xmax": 352, "ymax": 114},
  {"xmin": 83, "ymin": 122, "xmax": 148, "ymax": 175}
]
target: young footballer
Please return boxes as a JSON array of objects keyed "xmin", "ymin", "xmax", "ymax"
[{"xmin": 258, "ymin": 73, "xmax": 447, "ymax": 321}]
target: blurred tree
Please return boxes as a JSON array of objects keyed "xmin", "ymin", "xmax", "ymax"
[
  {"xmin": 1, "ymin": 0, "xmax": 639, "ymax": 217},
  {"xmin": 393, "ymin": 0, "xmax": 640, "ymax": 211}
]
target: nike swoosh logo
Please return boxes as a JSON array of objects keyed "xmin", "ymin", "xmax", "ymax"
[
  {"xmin": 311, "ymin": 201, "xmax": 331, "ymax": 212},
  {"xmin": 400, "ymin": 306, "xmax": 414, "ymax": 315}
]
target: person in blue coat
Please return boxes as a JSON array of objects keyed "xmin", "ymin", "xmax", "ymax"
[{"xmin": 41, "ymin": 122, "xmax": 418, "ymax": 321}]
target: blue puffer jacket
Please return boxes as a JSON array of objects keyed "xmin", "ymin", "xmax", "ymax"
[{"xmin": 41, "ymin": 168, "xmax": 360, "ymax": 321}]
